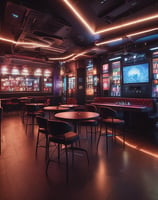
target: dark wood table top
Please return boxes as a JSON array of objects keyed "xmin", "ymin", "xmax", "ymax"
[
  {"xmin": 25, "ymin": 103, "xmax": 45, "ymax": 106},
  {"xmin": 92, "ymin": 102, "xmax": 152, "ymax": 112},
  {"xmin": 59, "ymin": 104, "xmax": 79, "ymax": 108},
  {"xmin": 18, "ymin": 97, "xmax": 32, "ymax": 100},
  {"xmin": 55, "ymin": 111, "xmax": 100, "ymax": 120},
  {"xmin": 43, "ymin": 106, "xmax": 70, "ymax": 111}
]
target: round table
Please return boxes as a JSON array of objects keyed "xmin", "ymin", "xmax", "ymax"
[
  {"xmin": 24, "ymin": 103, "xmax": 45, "ymax": 133},
  {"xmin": 26, "ymin": 103, "xmax": 45, "ymax": 106},
  {"xmin": 43, "ymin": 106, "xmax": 70, "ymax": 119},
  {"xmin": 60, "ymin": 104, "xmax": 79, "ymax": 109},
  {"xmin": 54, "ymin": 111, "xmax": 100, "ymax": 132},
  {"xmin": 18, "ymin": 97, "xmax": 32, "ymax": 100}
]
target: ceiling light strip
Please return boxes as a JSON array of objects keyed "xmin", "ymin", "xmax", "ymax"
[
  {"xmin": 63, "ymin": 0, "xmax": 94, "ymax": 34},
  {"xmin": 95, "ymin": 37, "xmax": 123, "ymax": 46},
  {"xmin": 0, "ymin": 37, "xmax": 16, "ymax": 44},
  {"xmin": 63, "ymin": 1, "xmax": 158, "ymax": 35},
  {"xmin": 67, "ymin": 50, "xmax": 91, "ymax": 61},
  {"xmin": 109, "ymin": 56, "xmax": 121, "ymax": 61},
  {"xmin": 96, "ymin": 14, "xmax": 158, "ymax": 34},
  {"xmin": 95, "ymin": 27, "xmax": 158, "ymax": 46},
  {"xmin": 127, "ymin": 27, "xmax": 158, "ymax": 37},
  {"xmin": 0, "ymin": 36, "xmax": 65, "ymax": 53},
  {"xmin": 48, "ymin": 54, "xmax": 75, "ymax": 61},
  {"xmin": 149, "ymin": 47, "xmax": 158, "ymax": 51}
]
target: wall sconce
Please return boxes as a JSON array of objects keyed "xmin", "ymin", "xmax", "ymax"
[
  {"xmin": 11, "ymin": 67, "xmax": 20, "ymax": 75},
  {"xmin": 34, "ymin": 68, "xmax": 42, "ymax": 76},
  {"xmin": 1, "ymin": 65, "xmax": 9, "ymax": 75},
  {"xmin": 93, "ymin": 68, "xmax": 97, "ymax": 75},
  {"xmin": 21, "ymin": 68, "xmax": 29, "ymax": 76},
  {"xmin": 44, "ymin": 69, "xmax": 51, "ymax": 77},
  {"xmin": 60, "ymin": 68, "xmax": 65, "ymax": 76}
]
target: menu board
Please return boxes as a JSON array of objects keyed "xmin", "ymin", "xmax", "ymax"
[
  {"xmin": 102, "ymin": 63, "xmax": 109, "ymax": 91},
  {"xmin": 86, "ymin": 60, "xmax": 94, "ymax": 96},
  {"xmin": 152, "ymin": 58, "xmax": 158, "ymax": 97},
  {"xmin": 1, "ymin": 76, "xmax": 40, "ymax": 92},
  {"xmin": 110, "ymin": 61, "xmax": 121, "ymax": 96},
  {"xmin": 102, "ymin": 74, "xmax": 110, "ymax": 90},
  {"xmin": 42, "ymin": 77, "xmax": 52, "ymax": 92}
]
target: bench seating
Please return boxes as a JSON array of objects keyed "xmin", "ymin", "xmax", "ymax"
[
  {"xmin": 93, "ymin": 97, "xmax": 155, "ymax": 110},
  {"xmin": 93, "ymin": 97, "xmax": 157, "ymax": 131},
  {"xmin": 1, "ymin": 96, "xmax": 62, "ymax": 112}
]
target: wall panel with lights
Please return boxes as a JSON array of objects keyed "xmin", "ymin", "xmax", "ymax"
[
  {"xmin": 0, "ymin": 64, "xmax": 53, "ymax": 94},
  {"xmin": 152, "ymin": 52, "xmax": 158, "ymax": 97}
]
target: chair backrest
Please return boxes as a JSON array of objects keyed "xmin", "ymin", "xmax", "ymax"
[
  {"xmin": 26, "ymin": 105, "xmax": 38, "ymax": 112},
  {"xmin": 151, "ymin": 99, "xmax": 158, "ymax": 114},
  {"xmin": 100, "ymin": 106, "xmax": 118, "ymax": 119},
  {"xmin": 36, "ymin": 116, "xmax": 48, "ymax": 129},
  {"xmin": 67, "ymin": 98, "xmax": 77, "ymax": 104},
  {"xmin": 85, "ymin": 104, "xmax": 97, "ymax": 112},
  {"xmin": 47, "ymin": 120, "xmax": 72, "ymax": 136}
]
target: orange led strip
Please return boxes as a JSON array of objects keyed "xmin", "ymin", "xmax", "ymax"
[
  {"xmin": 116, "ymin": 136, "xmax": 158, "ymax": 159},
  {"xmin": 0, "ymin": 36, "xmax": 48, "ymax": 47},
  {"xmin": 95, "ymin": 37, "xmax": 123, "ymax": 46},
  {"xmin": 63, "ymin": 0, "xmax": 158, "ymax": 35},
  {"xmin": 127, "ymin": 27, "xmax": 158, "ymax": 37},
  {"xmin": 63, "ymin": 0, "xmax": 94, "ymax": 34},
  {"xmin": 48, "ymin": 54, "xmax": 75, "ymax": 60},
  {"xmin": 0, "ymin": 36, "xmax": 65, "ymax": 53},
  {"xmin": 0, "ymin": 35, "xmax": 86, "ymax": 61},
  {"xmin": 95, "ymin": 27, "xmax": 158, "ymax": 46},
  {"xmin": 96, "ymin": 14, "xmax": 158, "ymax": 34}
]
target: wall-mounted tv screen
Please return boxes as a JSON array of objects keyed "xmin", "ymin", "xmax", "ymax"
[
  {"xmin": 122, "ymin": 63, "xmax": 149, "ymax": 84},
  {"xmin": 102, "ymin": 64, "xmax": 109, "ymax": 73}
]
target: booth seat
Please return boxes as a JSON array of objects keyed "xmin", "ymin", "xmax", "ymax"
[
  {"xmin": 1, "ymin": 98, "xmax": 19, "ymax": 112},
  {"xmin": 93, "ymin": 97, "xmax": 158, "ymax": 131},
  {"xmin": 93, "ymin": 97, "xmax": 155, "ymax": 110},
  {"xmin": 1, "ymin": 95, "xmax": 62, "ymax": 112}
]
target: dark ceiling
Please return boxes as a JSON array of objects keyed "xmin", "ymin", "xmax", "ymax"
[{"xmin": 0, "ymin": 0, "xmax": 158, "ymax": 62}]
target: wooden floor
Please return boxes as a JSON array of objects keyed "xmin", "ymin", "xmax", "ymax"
[{"xmin": 0, "ymin": 111, "xmax": 158, "ymax": 200}]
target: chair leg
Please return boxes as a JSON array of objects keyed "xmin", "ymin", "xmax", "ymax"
[
  {"xmin": 122, "ymin": 125, "xmax": 126, "ymax": 149},
  {"xmin": 45, "ymin": 135, "xmax": 49, "ymax": 160},
  {"xmin": 35, "ymin": 130, "xmax": 40, "ymax": 156},
  {"xmin": 97, "ymin": 122, "xmax": 109, "ymax": 153},
  {"xmin": 71, "ymin": 144, "xmax": 75, "ymax": 166},
  {"xmin": 105, "ymin": 127, "xmax": 108, "ymax": 153},
  {"xmin": 90, "ymin": 126, "xmax": 93, "ymax": 143},
  {"xmin": 25, "ymin": 115, "xmax": 30, "ymax": 133},
  {"xmin": 45, "ymin": 141, "xmax": 50, "ymax": 176},
  {"xmin": 96, "ymin": 122, "xmax": 102, "ymax": 151},
  {"xmin": 65, "ymin": 144, "xmax": 69, "ymax": 183},
  {"xmin": 57, "ymin": 144, "xmax": 61, "ymax": 162}
]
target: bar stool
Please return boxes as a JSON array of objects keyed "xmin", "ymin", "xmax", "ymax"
[
  {"xmin": 46, "ymin": 120, "xmax": 89, "ymax": 183},
  {"xmin": 35, "ymin": 116, "xmax": 49, "ymax": 159},
  {"xmin": 25, "ymin": 104, "xmax": 43, "ymax": 133},
  {"xmin": 97, "ymin": 106, "xmax": 125, "ymax": 152},
  {"xmin": 80, "ymin": 104, "xmax": 99, "ymax": 142}
]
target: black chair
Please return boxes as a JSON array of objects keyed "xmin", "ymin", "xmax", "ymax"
[
  {"xmin": 46, "ymin": 120, "xmax": 89, "ymax": 182},
  {"xmin": 0, "ymin": 107, "xmax": 3, "ymax": 155},
  {"xmin": 35, "ymin": 116, "xmax": 48, "ymax": 159},
  {"xmin": 25, "ymin": 105, "xmax": 43, "ymax": 133},
  {"xmin": 97, "ymin": 106, "xmax": 125, "ymax": 152},
  {"xmin": 80, "ymin": 104, "xmax": 99, "ymax": 142},
  {"xmin": 148, "ymin": 100, "xmax": 158, "ymax": 128}
]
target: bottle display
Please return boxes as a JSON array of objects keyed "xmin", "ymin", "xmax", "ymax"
[
  {"xmin": 110, "ymin": 61, "xmax": 121, "ymax": 96},
  {"xmin": 152, "ymin": 58, "xmax": 158, "ymax": 97}
]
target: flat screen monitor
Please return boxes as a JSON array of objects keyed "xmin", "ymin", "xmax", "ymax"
[
  {"xmin": 102, "ymin": 64, "xmax": 109, "ymax": 73},
  {"xmin": 122, "ymin": 63, "xmax": 149, "ymax": 84}
]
